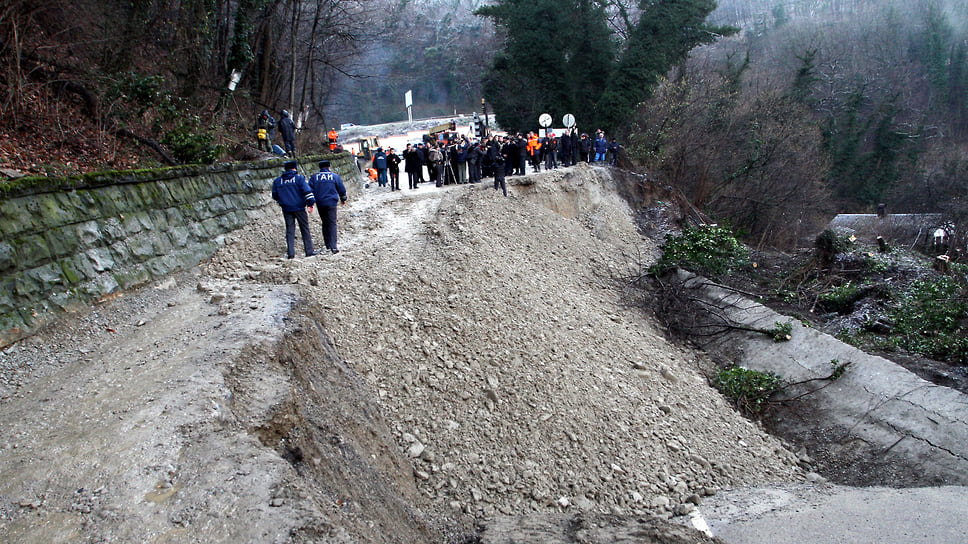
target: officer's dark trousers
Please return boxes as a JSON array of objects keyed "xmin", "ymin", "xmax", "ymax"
[
  {"xmin": 284, "ymin": 209, "xmax": 314, "ymax": 258},
  {"xmin": 318, "ymin": 206, "xmax": 339, "ymax": 251}
]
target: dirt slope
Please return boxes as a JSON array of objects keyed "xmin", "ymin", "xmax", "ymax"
[{"xmin": 0, "ymin": 164, "xmax": 805, "ymax": 542}]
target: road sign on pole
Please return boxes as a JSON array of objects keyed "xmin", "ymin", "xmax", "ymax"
[
  {"xmin": 405, "ymin": 90, "xmax": 413, "ymax": 122},
  {"xmin": 539, "ymin": 113, "xmax": 552, "ymax": 128},
  {"xmin": 563, "ymin": 113, "xmax": 576, "ymax": 128}
]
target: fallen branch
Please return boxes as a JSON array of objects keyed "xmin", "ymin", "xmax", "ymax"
[{"xmin": 777, "ymin": 360, "xmax": 852, "ymax": 403}]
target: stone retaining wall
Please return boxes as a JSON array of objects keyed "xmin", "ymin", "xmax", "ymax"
[{"xmin": 0, "ymin": 153, "xmax": 360, "ymax": 346}]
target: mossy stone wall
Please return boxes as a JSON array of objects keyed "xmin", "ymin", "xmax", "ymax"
[{"xmin": 0, "ymin": 153, "xmax": 360, "ymax": 346}]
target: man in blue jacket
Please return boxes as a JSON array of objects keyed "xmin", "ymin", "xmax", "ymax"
[
  {"xmin": 372, "ymin": 147, "xmax": 388, "ymax": 187},
  {"xmin": 271, "ymin": 160, "xmax": 317, "ymax": 259},
  {"xmin": 308, "ymin": 160, "xmax": 348, "ymax": 254},
  {"xmin": 594, "ymin": 132, "xmax": 608, "ymax": 163}
]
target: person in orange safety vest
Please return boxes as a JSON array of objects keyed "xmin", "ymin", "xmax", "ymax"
[
  {"xmin": 526, "ymin": 132, "xmax": 542, "ymax": 173},
  {"xmin": 328, "ymin": 129, "xmax": 338, "ymax": 151}
]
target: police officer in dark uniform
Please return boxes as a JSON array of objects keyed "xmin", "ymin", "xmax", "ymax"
[
  {"xmin": 271, "ymin": 160, "xmax": 316, "ymax": 258},
  {"xmin": 308, "ymin": 160, "xmax": 348, "ymax": 253}
]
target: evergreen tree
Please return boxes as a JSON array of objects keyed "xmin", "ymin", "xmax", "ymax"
[
  {"xmin": 476, "ymin": 0, "xmax": 615, "ymax": 132},
  {"xmin": 596, "ymin": 0, "xmax": 735, "ymax": 131},
  {"xmin": 788, "ymin": 49, "xmax": 818, "ymax": 106}
]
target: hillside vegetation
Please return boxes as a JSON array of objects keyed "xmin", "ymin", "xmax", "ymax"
[
  {"xmin": 4, "ymin": 0, "xmax": 968, "ymax": 253},
  {"xmin": 628, "ymin": 0, "xmax": 968, "ymax": 249}
]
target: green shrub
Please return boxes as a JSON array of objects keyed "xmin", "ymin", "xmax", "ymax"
[
  {"xmin": 889, "ymin": 276, "xmax": 968, "ymax": 363},
  {"xmin": 713, "ymin": 366, "xmax": 783, "ymax": 416},
  {"xmin": 162, "ymin": 123, "xmax": 221, "ymax": 165},
  {"xmin": 814, "ymin": 229, "xmax": 852, "ymax": 253},
  {"xmin": 819, "ymin": 282, "xmax": 861, "ymax": 314},
  {"xmin": 769, "ymin": 321, "xmax": 793, "ymax": 342},
  {"xmin": 652, "ymin": 224, "xmax": 750, "ymax": 277},
  {"xmin": 864, "ymin": 253, "xmax": 890, "ymax": 273},
  {"xmin": 107, "ymin": 72, "xmax": 165, "ymax": 116},
  {"xmin": 814, "ymin": 229, "xmax": 853, "ymax": 265}
]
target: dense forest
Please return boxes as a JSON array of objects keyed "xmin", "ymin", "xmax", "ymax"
[
  {"xmin": 632, "ymin": 0, "xmax": 968, "ymax": 248},
  {"xmin": 2, "ymin": 0, "xmax": 968, "ymax": 248}
]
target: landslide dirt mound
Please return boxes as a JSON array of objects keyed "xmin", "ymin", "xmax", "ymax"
[
  {"xmin": 204, "ymin": 165, "xmax": 807, "ymax": 521},
  {"xmin": 1, "ymin": 164, "xmax": 805, "ymax": 543}
]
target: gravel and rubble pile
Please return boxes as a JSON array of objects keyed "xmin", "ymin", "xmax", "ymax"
[
  {"xmin": 0, "ymin": 163, "xmax": 807, "ymax": 542},
  {"xmin": 203, "ymin": 164, "xmax": 806, "ymax": 522}
]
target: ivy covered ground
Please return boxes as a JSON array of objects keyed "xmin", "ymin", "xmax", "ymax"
[{"xmin": 659, "ymin": 226, "xmax": 968, "ymax": 395}]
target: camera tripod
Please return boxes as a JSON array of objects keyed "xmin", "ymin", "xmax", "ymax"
[{"xmin": 443, "ymin": 159, "xmax": 457, "ymax": 185}]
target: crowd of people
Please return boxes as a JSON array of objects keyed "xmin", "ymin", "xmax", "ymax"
[
  {"xmin": 268, "ymin": 126, "xmax": 620, "ymax": 257},
  {"xmin": 364, "ymin": 129, "xmax": 621, "ymax": 196}
]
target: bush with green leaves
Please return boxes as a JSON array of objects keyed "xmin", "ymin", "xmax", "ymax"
[
  {"xmin": 768, "ymin": 321, "xmax": 793, "ymax": 342},
  {"xmin": 713, "ymin": 366, "xmax": 784, "ymax": 416},
  {"xmin": 106, "ymin": 72, "xmax": 165, "ymax": 116},
  {"xmin": 819, "ymin": 282, "xmax": 862, "ymax": 314},
  {"xmin": 652, "ymin": 225, "xmax": 750, "ymax": 277},
  {"xmin": 889, "ymin": 276, "xmax": 968, "ymax": 363},
  {"xmin": 864, "ymin": 253, "xmax": 889, "ymax": 273},
  {"xmin": 814, "ymin": 229, "xmax": 853, "ymax": 265},
  {"xmin": 162, "ymin": 122, "xmax": 222, "ymax": 165}
]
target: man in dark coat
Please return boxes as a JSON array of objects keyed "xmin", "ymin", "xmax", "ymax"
[
  {"xmin": 308, "ymin": 160, "xmax": 348, "ymax": 253},
  {"xmin": 515, "ymin": 134, "xmax": 528, "ymax": 175},
  {"xmin": 415, "ymin": 144, "xmax": 427, "ymax": 183},
  {"xmin": 560, "ymin": 131, "xmax": 573, "ymax": 167},
  {"xmin": 271, "ymin": 160, "xmax": 316, "ymax": 258},
  {"xmin": 505, "ymin": 134, "xmax": 520, "ymax": 176},
  {"xmin": 403, "ymin": 143, "xmax": 420, "ymax": 189},
  {"xmin": 544, "ymin": 133, "xmax": 558, "ymax": 170},
  {"xmin": 579, "ymin": 133, "xmax": 592, "ymax": 163},
  {"xmin": 467, "ymin": 140, "xmax": 484, "ymax": 183},
  {"xmin": 445, "ymin": 144, "xmax": 459, "ymax": 185},
  {"xmin": 387, "ymin": 148, "xmax": 402, "ymax": 191},
  {"xmin": 607, "ymin": 138, "xmax": 621, "ymax": 166},
  {"xmin": 278, "ymin": 110, "xmax": 297, "ymax": 157},
  {"xmin": 489, "ymin": 136, "xmax": 507, "ymax": 196},
  {"xmin": 456, "ymin": 138, "xmax": 469, "ymax": 184}
]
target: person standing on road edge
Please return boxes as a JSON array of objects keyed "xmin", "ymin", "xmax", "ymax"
[
  {"xmin": 255, "ymin": 110, "xmax": 276, "ymax": 152},
  {"xmin": 429, "ymin": 143, "xmax": 445, "ymax": 187},
  {"xmin": 403, "ymin": 143, "xmax": 420, "ymax": 189},
  {"xmin": 387, "ymin": 147, "xmax": 402, "ymax": 191},
  {"xmin": 372, "ymin": 147, "xmax": 389, "ymax": 187},
  {"xmin": 489, "ymin": 136, "xmax": 507, "ymax": 197},
  {"xmin": 271, "ymin": 160, "xmax": 316, "ymax": 259},
  {"xmin": 607, "ymin": 138, "xmax": 621, "ymax": 166},
  {"xmin": 594, "ymin": 132, "xmax": 608, "ymax": 163},
  {"xmin": 308, "ymin": 160, "xmax": 348, "ymax": 254},
  {"xmin": 278, "ymin": 110, "xmax": 297, "ymax": 157}
]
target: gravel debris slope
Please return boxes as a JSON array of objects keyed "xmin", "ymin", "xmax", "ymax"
[
  {"xmin": 0, "ymin": 162, "xmax": 805, "ymax": 542},
  {"xmin": 204, "ymin": 163, "xmax": 806, "ymax": 520}
]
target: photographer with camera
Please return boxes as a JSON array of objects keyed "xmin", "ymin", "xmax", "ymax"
[{"xmin": 428, "ymin": 143, "xmax": 445, "ymax": 187}]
